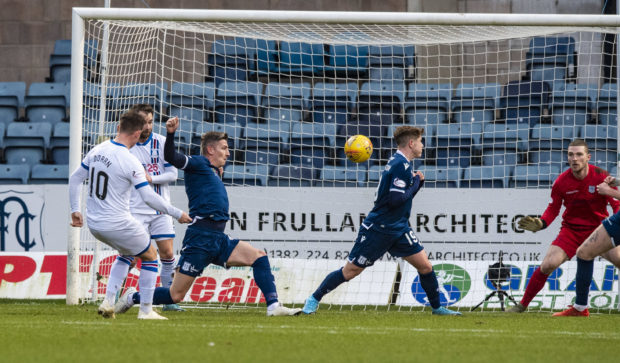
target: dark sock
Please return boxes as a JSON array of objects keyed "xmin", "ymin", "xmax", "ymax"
[
  {"xmin": 419, "ymin": 270, "xmax": 441, "ymax": 309},
  {"xmin": 252, "ymin": 256, "xmax": 278, "ymax": 306},
  {"xmin": 575, "ymin": 258, "xmax": 594, "ymax": 306},
  {"xmin": 131, "ymin": 287, "xmax": 174, "ymax": 305},
  {"xmin": 312, "ymin": 268, "xmax": 346, "ymax": 301}
]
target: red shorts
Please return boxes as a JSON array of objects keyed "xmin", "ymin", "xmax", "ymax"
[{"xmin": 552, "ymin": 227, "xmax": 596, "ymax": 259}]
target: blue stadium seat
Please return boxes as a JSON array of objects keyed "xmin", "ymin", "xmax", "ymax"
[
  {"xmin": 367, "ymin": 45, "xmax": 415, "ymax": 81},
  {"xmin": 49, "ymin": 39, "xmax": 99, "ymax": 83},
  {"xmin": 529, "ymin": 150, "xmax": 567, "ymax": 170},
  {"xmin": 511, "ymin": 164, "xmax": 562, "ymax": 188},
  {"xmin": 0, "ymin": 82, "xmax": 26, "ymax": 125},
  {"xmin": 214, "ymin": 81, "xmax": 262, "ymax": 126},
  {"xmin": 359, "ymin": 82, "xmax": 405, "ymax": 127},
  {"xmin": 25, "ymin": 83, "xmax": 68, "ymax": 124},
  {"xmin": 116, "ymin": 83, "xmax": 168, "ymax": 118},
  {"xmin": 451, "ymin": 83, "xmax": 500, "ymax": 124},
  {"xmin": 550, "ymin": 84, "xmax": 596, "ymax": 125},
  {"xmin": 367, "ymin": 164, "xmax": 383, "ymax": 187},
  {"xmin": 278, "ymin": 32, "xmax": 325, "ymax": 75},
  {"xmin": 193, "ymin": 121, "xmax": 244, "ymax": 149},
  {"xmin": 404, "ymin": 83, "xmax": 451, "ymax": 144},
  {"xmin": 319, "ymin": 165, "xmax": 367, "ymax": 187},
  {"xmin": 289, "ymin": 122, "xmax": 337, "ymax": 168},
  {"xmin": 589, "ymin": 150, "xmax": 617, "ymax": 169},
  {"xmin": 82, "ymin": 82, "xmax": 121, "ymax": 122},
  {"xmin": 500, "ymin": 80, "xmax": 550, "ymax": 125},
  {"xmin": 169, "ymin": 82, "xmax": 215, "ymax": 123},
  {"xmin": 434, "ymin": 123, "xmax": 482, "ymax": 168},
  {"xmin": 50, "ymin": 122, "xmax": 70, "ymax": 164},
  {"xmin": 263, "ymin": 82, "xmax": 311, "ymax": 123},
  {"xmin": 311, "ymin": 82, "xmax": 358, "ymax": 124},
  {"xmin": 597, "ymin": 83, "xmax": 617, "ymax": 125},
  {"xmin": 326, "ymin": 32, "xmax": 370, "ymax": 76},
  {"xmin": 243, "ymin": 120, "xmax": 291, "ymax": 165},
  {"xmin": 0, "ymin": 164, "xmax": 29, "ymax": 184},
  {"xmin": 30, "ymin": 164, "xmax": 68, "ymax": 184},
  {"xmin": 481, "ymin": 150, "xmax": 518, "ymax": 169},
  {"xmin": 253, "ymin": 39, "xmax": 279, "ymax": 76},
  {"xmin": 526, "ymin": 36, "xmax": 576, "ymax": 85},
  {"xmin": 4, "ymin": 122, "xmax": 51, "ymax": 166},
  {"xmin": 610, "ymin": 165, "xmax": 618, "ymax": 177},
  {"xmin": 208, "ymin": 39, "xmax": 252, "ymax": 85},
  {"xmin": 482, "ymin": 122, "xmax": 529, "ymax": 154},
  {"xmin": 417, "ymin": 165, "xmax": 460, "ymax": 188},
  {"xmin": 529, "ymin": 124, "xmax": 576, "ymax": 151},
  {"xmin": 268, "ymin": 164, "xmax": 316, "ymax": 187},
  {"xmin": 222, "ymin": 164, "xmax": 268, "ymax": 186},
  {"xmin": 578, "ymin": 124, "xmax": 617, "ymax": 150},
  {"xmin": 461, "ymin": 165, "xmax": 513, "ymax": 188}
]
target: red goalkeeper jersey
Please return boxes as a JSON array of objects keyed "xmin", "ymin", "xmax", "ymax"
[{"xmin": 541, "ymin": 164, "xmax": 620, "ymax": 231}]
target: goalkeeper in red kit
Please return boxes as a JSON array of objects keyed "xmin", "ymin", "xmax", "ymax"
[{"xmin": 508, "ymin": 139, "xmax": 620, "ymax": 313}]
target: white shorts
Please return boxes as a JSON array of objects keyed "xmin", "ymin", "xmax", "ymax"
[
  {"xmin": 89, "ymin": 218, "xmax": 151, "ymax": 256},
  {"xmin": 133, "ymin": 213, "xmax": 175, "ymax": 241}
]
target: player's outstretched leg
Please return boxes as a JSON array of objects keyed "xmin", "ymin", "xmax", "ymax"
[
  {"xmin": 136, "ymin": 260, "xmax": 167, "ymax": 320},
  {"xmin": 302, "ymin": 268, "xmax": 347, "ymax": 314},
  {"xmin": 98, "ymin": 255, "xmax": 133, "ymax": 318},
  {"xmin": 419, "ymin": 270, "xmax": 462, "ymax": 316}
]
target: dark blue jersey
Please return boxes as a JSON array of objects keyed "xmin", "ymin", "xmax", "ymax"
[
  {"xmin": 363, "ymin": 151, "xmax": 422, "ymax": 234},
  {"xmin": 164, "ymin": 133, "xmax": 229, "ymax": 221}
]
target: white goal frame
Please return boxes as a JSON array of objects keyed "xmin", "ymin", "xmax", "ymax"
[{"xmin": 67, "ymin": 8, "xmax": 620, "ymax": 307}]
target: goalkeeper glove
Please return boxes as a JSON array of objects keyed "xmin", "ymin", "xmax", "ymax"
[{"xmin": 518, "ymin": 216, "xmax": 543, "ymax": 232}]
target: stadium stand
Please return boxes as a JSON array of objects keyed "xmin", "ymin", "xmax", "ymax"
[
  {"xmin": 25, "ymin": 82, "xmax": 68, "ymax": 124},
  {"xmin": 3, "ymin": 122, "xmax": 51, "ymax": 166},
  {"xmin": 0, "ymin": 82, "xmax": 26, "ymax": 125},
  {"xmin": 367, "ymin": 45, "xmax": 415, "ymax": 81},
  {"xmin": 50, "ymin": 121, "xmax": 70, "ymax": 164},
  {"xmin": 511, "ymin": 164, "xmax": 562, "ymax": 188},
  {"xmin": 500, "ymin": 80, "xmax": 550, "ymax": 125},
  {"xmin": 0, "ymin": 164, "xmax": 30, "ymax": 184},
  {"xmin": 326, "ymin": 33, "xmax": 369, "ymax": 76},
  {"xmin": 278, "ymin": 33, "xmax": 326, "ymax": 76},
  {"xmin": 30, "ymin": 164, "xmax": 69, "ymax": 184},
  {"xmin": 222, "ymin": 164, "xmax": 269, "ymax": 186},
  {"xmin": 461, "ymin": 165, "xmax": 512, "ymax": 188},
  {"xmin": 268, "ymin": 164, "xmax": 316, "ymax": 187},
  {"xmin": 311, "ymin": 82, "xmax": 358, "ymax": 124},
  {"xmin": 319, "ymin": 165, "xmax": 368, "ymax": 187},
  {"xmin": 550, "ymin": 84, "xmax": 596, "ymax": 125},
  {"xmin": 169, "ymin": 82, "xmax": 215, "ymax": 124},
  {"xmin": 214, "ymin": 81, "xmax": 262, "ymax": 125},
  {"xmin": 208, "ymin": 39, "xmax": 252, "ymax": 85},
  {"xmin": 597, "ymin": 83, "xmax": 617, "ymax": 125},
  {"xmin": 451, "ymin": 83, "xmax": 500, "ymax": 124}
]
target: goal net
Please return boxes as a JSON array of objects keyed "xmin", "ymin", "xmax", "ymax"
[{"xmin": 68, "ymin": 9, "xmax": 620, "ymax": 313}]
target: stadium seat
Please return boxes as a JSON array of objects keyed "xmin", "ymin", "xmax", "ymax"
[
  {"xmin": 48, "ymin": 39, "xmax": 99, "ymax": 83},
  {"xmin": 82, "ymin": 82, "xmax": 121, "ymax": 122},
  {"xmin": 434, "ymin": 123, "xmax": 482, "ymax": 168},
  {"xmin": 500, "ymin": 80, "xmax": 550, "ymax": 125},
  {"xmin": 0, "ymin": 164, "xmax": 29, "ymax": 184},
  {"xmin": 50, "ymin": 122, "xmax": 70, "ymax": 164},
  {"xmin": 326, "ymin": 32, "xmax": 370, "ymax": 76},
  {"xmin": 83, "ymin": 121, "xmax": 118, "ymax": 146},
  {"xmin": 169, "ymin": 82, "xmax": 215, "ymax": 124},
  {"xmin": 451, "ymin": 83, "xmax": 500, "ymax": 124},
  {"xmin": 208, "ymin": 39, "xmax": 252, "ymax": 85},
  {"xmin": 193, "ymin": 121, "xmax": 244, "ymax": 149},
  {"xmin": 404, "ymin": 83, "xmax": 452, "ymax": 146},
  {"xmin": 263, "ymin": 82, "xmax": 310, "ymax": 125},
  {"xmin": 367, "ymin": 45, "xmax": 415, "ymax": 81},
  {"xmin": 510, "ymin": 164, "xmax": 562, "ymax": 188},
  {"xmin": 311, "ymin": 82, "xmax": 358, "ymax": 124},
  {"xmin": 116, "ymin": 83, "xmax": 168, "ymax": 119},
  {"xmin": 214, "ymin": 81, "xmax": 262, "ymax": 126},
  {"xmin": 481, "ymin": 150, "xmax": 518, "ymax": 169},
  {"xmin": 416, "ymin": 165, "xmax": 460, "ymax": 188},
  {"xmin": 222, "ymin": 164, "xmax": 268, "ymax": 186},
  {"xmin": 461, "ymin": 165, "xmax": 512, "ymax": 188},
  {"xmin": 550, "ymin": 84, "xmax": 596, "ymax": 125},
  {"xmin": 597, "ymin": 83, "xmax": 617, "ymax": 125},
  {"xmin": 268, "ymin": 164, "xmax": 317, "ymax": 187},
  {"xmin": 243, "ymin": 120, "xmax": 291, "ymax": 165},
  {"xmin": 525, "ymin": 36, "xmax": 577, "ymax": 85},
  {"xmin": 278, "ymin": 32, "xmax": 326, "ymax": 75},
  {"xmin": 589, "ymin": 149, "xmax": 617, "ymax": 169},
  {"xmin": 25, "ymin": 82, "xmax": 68, "ymax": 124},
  {"xmin": 30, "ymin": 164, "xmax": 69, "ymax": 184},
  {"xmin": 289, "ymin": 121, "xmax": 336, "ymax": 168},
  {"xmin": 578, "ymin": 124, "xmax": 617, "ymax": 150},
  {"xmin": 367, "ymin": 164, "xmax": 383, "ymax": 187},
  {"xmin": 0, "ymin": 82, "xmax": 26, "ymax": 125},
  {"xmin": 253, "ymin": 39, "xmax": 279, "ymax": 76},
  {"xmin": 482, "ymin": 122, "xmax": 529, "ymax": 154},
  {"xmin": 529, "ymin": 124, "xmax": 575, "ymax": 151},
  {"xmin": 3, "ymin": 122, "xmax": 51, "ymax": 166},
  {"xmin": 319, "ymin": 165, "xmax": 367, "ymax": 187},
  {"xmin": 358, "ymin": 81, "xmax": 405, "ymax": 127},
  {"xmin": 529, "ymin": 149, "xmax": 567, "ymax": 170}
]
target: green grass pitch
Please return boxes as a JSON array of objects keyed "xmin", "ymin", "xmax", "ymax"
[{"xmin": 1, "ymin": 300, "xmax": 619, "ymax": 363}]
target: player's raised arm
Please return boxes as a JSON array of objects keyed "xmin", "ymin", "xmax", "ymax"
[{"xmin": 163, "ymin": 117, "xmax": 187, "ymax": 169}]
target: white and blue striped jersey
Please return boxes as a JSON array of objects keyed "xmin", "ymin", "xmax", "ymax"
[
  {"xmin": 129, "ymin": 132, "xmax": 178, "ymax": 215},
  {"xmin": 79, "ymin": 139, "xmax": 151, "ymax": 230}
]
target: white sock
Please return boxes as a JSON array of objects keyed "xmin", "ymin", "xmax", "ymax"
[
  {"xmin": 267, "ymin": 302, "xmax": 279, "ymax": 311},
  {"xmin": 104, "ymin": 256, "xmax": 131, "ymax": 304},
  {"xmin": 160, "ymin": 257, "xmax": 175, "ymax": 288},
  {"xmin": 573, "ymin": 304, "xmax": 588, "ymax": 312},
  {"xmin": 139, "ymin": 261, "xmax": 159, "ymax": 314}
]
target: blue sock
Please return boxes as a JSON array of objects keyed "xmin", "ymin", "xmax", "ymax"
[
  {"xmin": 131, "ymin": 287, "xmax": 174, "ymax": 305},
  {"xmin": 575, "ymin": 258, "xmax": 594, "ymax": 306},
  {"xmin": 252, "ymin": 256, "xmax": 278, "ymax": 306},
  {"xmin": 419, "ymin": 270, "xmax": 441, "ymax": 309},
  {"xmin": 312, "ymin": 268, "xmax": 346, "ymax": 301}
]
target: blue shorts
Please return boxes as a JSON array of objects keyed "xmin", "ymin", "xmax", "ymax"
[
  {"xmin": 177, "ymin": 226, "xmax": 240, "ymax": 277},
  {"xmin": 348, "ymin": 225, "xmax": 424, "ymax": 268},
  {"xmin": 602, "ymin": 212, "xmax": 620, "ymax": 247}
]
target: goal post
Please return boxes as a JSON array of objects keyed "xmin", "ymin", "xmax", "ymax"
[{"xmin": 68, "ymin": 8, "xmax": 620, "ymax": 312}]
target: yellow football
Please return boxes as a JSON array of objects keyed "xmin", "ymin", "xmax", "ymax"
[{"xmin": 344, "ymin": 135, "xmax": 373, "ymax": 163}]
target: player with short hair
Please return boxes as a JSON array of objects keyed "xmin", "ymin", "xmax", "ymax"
[
  {"xmin": 509, "ymin": 139, "xmax": 620, "ymax": 314},
  {"xmin": 69, "ymin": 110, "xmax": 192, "ymax": 320},
  {"xmin": 552, "ymin": 176, "xmax": 620, "ymax": 316},
  {"xmin": 302, "ymin": 126, "xmax": 461, "ymax": 316},
  {"xmin": 114, "ymin": 117, "xmax": 301, "ymax": 317},
  {"xmin": 103, "ymin": 104, "xmax": 184, "ymax": 312}
]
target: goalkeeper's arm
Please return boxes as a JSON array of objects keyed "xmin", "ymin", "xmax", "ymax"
[{"xmin": 518, "ymin": 216, "xmax": 548, "ymax": 233}]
